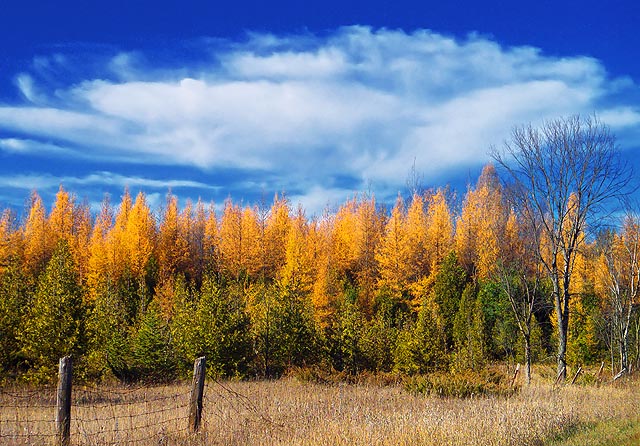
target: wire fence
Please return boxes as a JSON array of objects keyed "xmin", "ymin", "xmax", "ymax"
[
  {"xmin": 0, "ymin": 385, "xmax": 59, "ymax": 444},
  {"xmin": 0, "ymin": 383, "xmax": 193, "ymax": 445},
  {"xmin": 0, "ymin": 358, "xmax": 283, "ymax": 446}
]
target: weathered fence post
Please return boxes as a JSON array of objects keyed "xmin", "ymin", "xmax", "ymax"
[
  {"xmin": 510, "ymin": 363, "xmax": 520, "ymax": 388},
  {"xmin": 596, "ymin": 361, "xmax": 605, "ymax": 385},
  {"xmin": 56, "ymin": 356, "xmax": 73, "ymax": 446},
  {"xmin": 189, "ymin": 356, "xmax": 206, "ymax": 433},
  {"xmin": 570, "ymin": 365, "xmax": 582, "ymax": 385},
  {"xmin": 554, "ymin": 365, "xmax": 566, "ymax": 386}
]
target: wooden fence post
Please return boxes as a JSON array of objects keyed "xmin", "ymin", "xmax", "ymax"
[
  {"xmin": 554, "ymin": 366, "xmax": 566, "ymax": 386},
  {"xmin": 570, "ymin": 365, "xmax": 583, "ymax": 385},
  {"xmin": 189, "ymin": 356, "xmax": 206, "ymax": 433},
  {"xmin": 596, "ymin": 361, "xmax": 605, "ymax": 385},
  {"xmin": 510, "ymin": 363, "xmax": 520, "ymax": 388},
  {"xmin": 56, "ymin": 356, "xmax": 73, "ymax": 446}
]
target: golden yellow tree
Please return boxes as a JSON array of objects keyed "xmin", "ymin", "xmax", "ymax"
[
  {"xmin": 203, "ymin": 202, "xmax": 219, "ymax": 272},
  {"xmin": 354, "ymin": 195, "xmax": 385, "ymax": 314},
  {"xmin": 87, "ymin": 196, "xmax": 114, "ymax": 300},
  {"xmin": 125, "ymin": 192, "xmax": 155, "ymax": 280},
  {"xmin": 455, "ymin": 164, "xmax": 508, "ymax": 281},
  {"xmin": 218, "ymin": 199, "xmax": 243, "ymax": 279},
  {"xmin": 184, "ymin": 198, "xmax": 208, "ymax": 284},
  {"xmin": 114, "ymin": 188, "xmax": 132, "ymax": 233},
  {"xmin": 425, "ymin": 188, "xmax": 454, "ymax": 269},
  {"xmin": 47, "ymin": 186, "xmax": 92, "ymax": 280},
  {"xmin": 48, "ymin": 186, "xmax": 74, "ymax": 246},
  {"xmin": 310, "ymin": 215, "xmax": 335, "ymax": 323},
  {"xmin": 157, "ymin": 194, "xmax": 189, "ymax": 280},
  {"xmin": 405, "ymin": 193, "xmax": 429, "ymax": 282},
  {"xmin": 501, "ymin": 209, "xmax": 521, "ymax": 266},
  {"xmin": 0, "ymin": 209, "xmax": 9, "ymax": 273},
  {"xmin": 280, "ymin": 207, "xmax": 314, "ymax": 295},
  {"xmin": 241, "ymin": 205, "xmax": 262, "ymax": 278},
  {"xmin": 106, "ymin": 188, "xmax": 134, "ymax": 280},
  {"xmin": 218, "ymin": 199, "xmax": 261, "ymax": 280},
  {"xmin": 23, "ymin": 191, "xmax": 51, "ymax": 276},
  {"xmin": 72, "ymin": 201, "xmax": 92, "ymax": 281},
  {"xmin": 0, "ymin": 209, "xmax": 21, "ymax": 274},
  {"xmin": 263, "ymin": 194, "xmax": 291, "ymax": 280},
  {"xmin": 376, "ymin": 196, "xmax": 411, "ymax": 301},
  {"xmin": 331, "ymin": 198, "xmax": 359, "ymax": 280}
]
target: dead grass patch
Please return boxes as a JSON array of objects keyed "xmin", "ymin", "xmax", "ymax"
[{"xmin": 1, "ymin": 372, "xmax": 639, "ymax": 445}]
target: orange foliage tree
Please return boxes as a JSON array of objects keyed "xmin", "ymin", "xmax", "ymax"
[
  {"xmin": 455, "ymin": 164, "xmax": 509, "ymax": 281},
  {"xmin": 23, "ymin": 191, "xmax": 51, "ymax": 276}
]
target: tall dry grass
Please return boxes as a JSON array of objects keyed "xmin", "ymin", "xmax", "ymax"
[
  {"xmin": 2, "ymin": 372, "xmax": 639, "ymax": 445},
  {"xmin": 201, "ymin": 376, "xmax": 640, "ymax": 446}
]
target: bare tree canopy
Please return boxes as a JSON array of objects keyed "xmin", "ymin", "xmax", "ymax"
[{"xmin": 492, "ymin": 114, "xmax": 634, "ymax": 381}]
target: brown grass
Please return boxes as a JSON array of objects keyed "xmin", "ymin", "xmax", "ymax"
[{"xmin": 2, "ymin": 371, "xmax": 640, "ymax": 445}]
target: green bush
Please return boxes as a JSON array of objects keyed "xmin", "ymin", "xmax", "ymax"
[
  {"xmin": 172, "ymin": 276, "xmax": 252, "ymax": 378},
  {"xmin": 404, "ymin": 369, "xmax": 517, "ymax": 398},
  {"xmin": 20, "ymin": 241, "xmax": 87, "ymax": 383},
  {"xmin": 129, "ymin": 301, "xmax": 177, "ymax": 382},
  {"xmin": 290, "ymin": 364, "xmax": 401, "ymax": 386},
  {"xmin": 0, "ymin": 259, "xmax": 33, "ymax": 378},
  {"xmin": 393, "ymin": 294, "xmax": 447, "ymax": 375}
]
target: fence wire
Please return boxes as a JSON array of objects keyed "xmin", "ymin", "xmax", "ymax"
[
  {"xmin": 201, "ymin": 378, "xmax": 290, "ymax": 444},
  {"xmin": 0, "ymin": 385, "xmax": 58, "ymax": 443},
  {"xmin": 0, "ymin": 378, "xmax": 282, "ymax": 445},
  {"xmin": 0, "ymin": 383, "xmax": 193, "ymax": 445}
]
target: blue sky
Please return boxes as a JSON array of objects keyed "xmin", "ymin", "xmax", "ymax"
[{"xmin": 0, "ymin": 0, "xmax": 639, "ymax": 215}]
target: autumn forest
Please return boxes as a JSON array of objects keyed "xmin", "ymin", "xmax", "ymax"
[{"xmin": 0, "ymin": 116, "xmax": 638, "ymax": 386}]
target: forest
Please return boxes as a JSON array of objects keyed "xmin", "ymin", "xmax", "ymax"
[{"xmin": 0, "ymin": 115, "xmax": 637, "ymax": 385}]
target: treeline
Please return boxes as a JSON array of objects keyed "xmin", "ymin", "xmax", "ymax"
[{"xmin": 0, "ymin": 164, "xmax": 637, "ymax": 383}]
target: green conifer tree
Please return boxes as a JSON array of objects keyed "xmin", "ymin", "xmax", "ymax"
[
  {"xmin": 0, "ymin": 258, "xmax": 33, "ymax": 377},
  {"xmin": 20, "ymin": 241, "xmax": 86, "ymax": 382},
  {"xmin": 394, "ymin": 294, "xmax": 446, "ymax": 374},
  {"xmin": 130, "ymin": 301, "xmax": 177, "ymax": 382},
  {"xmin": 453, "ymin": 284, "xmax": 486, "ymax": 371},
  {"xmin": 172, "ymin": 275, "xmax": 252, "ymax": 377},
  {"xmin": 431, "ymin": 252, "xmax": 468, "ymax": 350}
]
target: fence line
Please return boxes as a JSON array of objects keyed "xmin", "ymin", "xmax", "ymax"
[
  {"xmin": 0, "ymin": 357, "xmax": 206, "ymax": 445},
  {"xmin": 205, "ymin": 377, "xmax": 281, "ymax": 428},
  {"xmin": 0, "ymin": 356, "xmax": 289, "ymax": 446}
]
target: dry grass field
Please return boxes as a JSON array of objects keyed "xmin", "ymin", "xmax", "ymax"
[{"xmin": 1, "ymin": 370, "xmax": 640, "ymax": 445}]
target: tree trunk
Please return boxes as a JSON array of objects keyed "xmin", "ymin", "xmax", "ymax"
[
  {"xmin": 553, "ymin": 279, "xmax": 568, "ymax": 381},
  {"xmin": 621, "ymin": 338, "xmax": 629, "ymax": 372},
  {"xmin": 621, "ymin": 302, "xmax": 633, "ymax": 372},
  {"xmin": 557, "ymin": 323, "xmax": 568, "ymax": 380},
  {"xmin": 524, "ymin": 334, "xmax": 532, "ymax": 385}
]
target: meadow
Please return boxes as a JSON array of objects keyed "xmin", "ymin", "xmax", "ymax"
[{"xmin": 2, "ymin": 367, "xmax": 639, "ymax": 446}]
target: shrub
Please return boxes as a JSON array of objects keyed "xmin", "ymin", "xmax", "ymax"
[{"xmin": 404, "ymin": 368, "xmax": 517, "ymax": 398}]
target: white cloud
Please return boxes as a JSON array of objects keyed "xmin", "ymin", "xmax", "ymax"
[
  {"xmin": 15, "ymin": 73, "xmax": 45, "ymax": 104},
  {"xmin": 0, "ymin": 172, "xmax": 217, "ymax": 192},
  {"xmin": 289, "ymin": 185, "xmax": 358, "ymax": 216},
  {"xmin": 0, "ymin": 26, "xmax": 638, "ymax": 213},
  {"xmin": 224, "ymin": 48, "xmax": 348, "ymax": 79},
  {"xmin": 0, "ymin": 106, "xmax": 123, "ymax": 141},
  {"xmin": 0, "ymin": 138, "xmax": 78, "ymax": 156},
  {"xmin": 599, "ymin": 107, "xmax": 640, "ymax": 129}
]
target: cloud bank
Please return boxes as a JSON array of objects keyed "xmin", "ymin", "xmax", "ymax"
[{"xmin": 0, "ymin": 26, "xmax": 638, "ymax": 212}]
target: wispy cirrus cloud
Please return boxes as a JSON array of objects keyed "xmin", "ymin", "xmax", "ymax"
[
  {"xmin": 0, "ymin": 26, "xmax": 638, "ymax": 212},
  {"xmin": 0, "ymin": 172, "xmax": 218, "ymax": 192}
]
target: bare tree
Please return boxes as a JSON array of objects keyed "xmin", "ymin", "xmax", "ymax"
[
  {"xmin": 493, "ymin": 115, "xmax": 633, "ymax": 381},
  {"xmin": 405, "ymin": 158, "xmax": 425, "ymax": 197},
  {"xmin": 494, "ymin": 216, "xmax": 542, "ymax": 385},
  {"xmin": 598, "ymin": 214, "xmax": 640, "ymax": 376}
]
